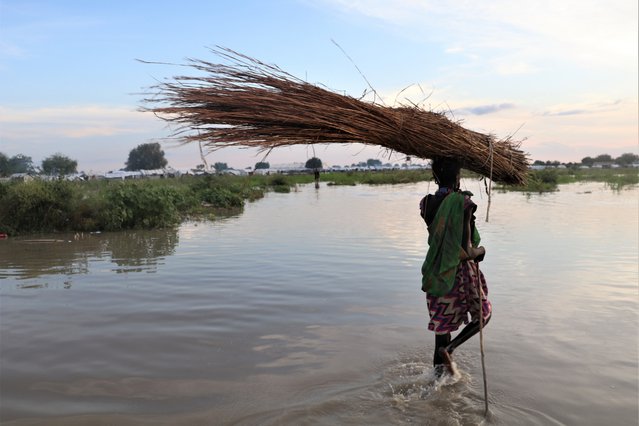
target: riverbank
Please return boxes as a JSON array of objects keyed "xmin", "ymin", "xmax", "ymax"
[{"xmin": 0, "ymin": 168, "xmax": 636, "ymax": 235}]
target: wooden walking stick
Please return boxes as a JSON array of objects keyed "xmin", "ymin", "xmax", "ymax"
[
  {"xmin": 465, "ymin": 203, "xmax": 489, "ymax": 416},
  {"xmin": 474, "ymin": 261, "xmax": 489, "ymax": 417}
]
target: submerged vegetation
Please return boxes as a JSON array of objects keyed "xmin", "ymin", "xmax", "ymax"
[
  {"xmin": 497, "ymin": 167, "xmax": 638, "ymax": 193},
  {"xmin": 0, "ymin": 168, "xmax": 636, "ymax": 235}
]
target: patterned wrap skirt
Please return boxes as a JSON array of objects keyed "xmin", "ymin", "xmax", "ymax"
[{"xmin": 426, "ymin": 260, "xmax": 492, "ymax": 334}]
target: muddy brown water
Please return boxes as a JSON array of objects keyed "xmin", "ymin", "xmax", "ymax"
[{"xmin": 1, "ymin": 181, "xmax": 637, "ymax": 425}]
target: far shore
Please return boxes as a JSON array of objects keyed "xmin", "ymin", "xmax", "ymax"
[{"xmin": 0, "ymin": 168, "xmax": 636, "ymax": 237}]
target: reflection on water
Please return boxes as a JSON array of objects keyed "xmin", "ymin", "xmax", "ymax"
[
  {"xmin": 106, "ymin": 230, "xmax": 178, "ymax": 273},
  {"xmin": 0, "ymin": 229, "xmax": 179, "ymax": 280},
  {"xmin": 0, "ymin": 181, "xmax": 637, "ymax": 425}
]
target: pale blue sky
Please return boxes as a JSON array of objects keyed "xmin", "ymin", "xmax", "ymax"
[{"xmin": 1, "ymin": 0, "xmax": 637, "ymax": 172}]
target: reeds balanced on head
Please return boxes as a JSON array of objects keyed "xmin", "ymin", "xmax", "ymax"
[{"xmin": 141, "ymin": 47, "xmax": 529, "ymax": 185}]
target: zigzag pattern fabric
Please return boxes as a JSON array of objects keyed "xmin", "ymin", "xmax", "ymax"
[{"xmin": 426, "ymin": 260, "xmax": 492, "ymax": 334}]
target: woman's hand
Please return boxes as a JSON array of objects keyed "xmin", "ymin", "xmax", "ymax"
[{"xmin": 467, "ymin": 246, "xmax": 486, "ymax": 262}]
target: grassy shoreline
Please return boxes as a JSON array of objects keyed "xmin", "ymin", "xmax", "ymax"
[
  {"xmin": 495, "ymin": 167, "xmax": 639, "ymax": 193},
  {"xmin": 1, "ymin": 168, "xmax": 636, "ymax": 236}
]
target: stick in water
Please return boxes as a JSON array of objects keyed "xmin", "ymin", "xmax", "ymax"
[{"xmin": 476, "ymin": 263, "xmax": 489, "ymax": 416}]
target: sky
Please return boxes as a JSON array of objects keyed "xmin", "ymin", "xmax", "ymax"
[{"xmin": 0, "ymin": 0, "xmax": 637, "ymax": 173}]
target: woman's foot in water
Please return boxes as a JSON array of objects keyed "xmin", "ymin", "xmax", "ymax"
[{"xmin": 438, "ymin": 348, "xmax": 458, "ymax": 376}]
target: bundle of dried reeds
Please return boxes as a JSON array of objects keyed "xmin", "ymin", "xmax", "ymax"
[{"xmin": 142, "ymin": 48, "xmax": 529, "ymax": 184}]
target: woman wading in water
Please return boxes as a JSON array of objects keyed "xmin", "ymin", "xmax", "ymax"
[{"xmin": 420, "ymin": 157, "xmax": 492, "ymax": 376}]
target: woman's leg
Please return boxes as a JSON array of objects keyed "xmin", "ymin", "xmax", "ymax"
[
  {"xmin": 446, "ymin": 313, "xmax": 491, "ymax": 354},
  {"xmin": 434, "ymin": 333, "xmax": 451, "ymax": 366},
  {"xmin": 445, "ymin": 260, "xmax": 492, "ymax": 355}
]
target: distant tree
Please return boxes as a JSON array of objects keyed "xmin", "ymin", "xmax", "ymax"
[
  {"xmin": 614, "ymin": 152, "xmax": 639, "ymax": 166},
  {"xmin": 125, "ymin": 142, "xmax": 168, "ymax": 171},
  {"xmin": 41, "ymin": 153, "xmax": 78, "ymax": 175},
  {"xmin": 0, "ymin": 152, "xmax": 8, "ymax": 177},
  {"xmin": 213, "ymin": 162, "xmax": 228, "ymax": 172},
  {"xmin": 305, "ymin": 157, "xmax": 322, "ymax": 169},
  {"xmin": 255, "ymin": 161, "xmax": 270, "ymax": 169},
  {"xmin": 8, "ymin": 154, "xmax": 35, "ymax": 174},
  {"xmin": 566, "ymin": 162, "xmax": 579, "ymax": 170},
  {"xmin": 593, "ymin": 154, "xmax": 612, "ymax": 163},
  {"xmin": 366, "ymin": 158, "xmax": 382, "ymax": 167},
  {"xmin": 581, "ymin": 156, "xmax": 595, "ymax": 167},
  {"xmin": 533, "ymin": 160, "xmax": 545, "ymax": 166}
]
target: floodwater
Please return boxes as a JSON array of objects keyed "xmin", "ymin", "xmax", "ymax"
[{"xmin": 0, "ymin": 181, "xmax": 637, "ymax": 425}]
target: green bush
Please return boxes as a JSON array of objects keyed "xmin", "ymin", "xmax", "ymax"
[
  {"xmin": 265, "ymin": 175, "xmax": 291, "ymax": 193},
  {"xmin": 98, "ymin": 182, "xmax": 186, "ymax": 230},
  {"xmin": 269, "ymin": 175, "xmax": 289, "ymax": 187},
  {"xmin": 0, "ymin": 179, "xmax": 77, "ymax": 234},
  {"xmin": 189, "ymin": 175, "xmax": 246, "ymax": 209},
  {"xmin": 534, "ymin": 169, "xmax": 559, "ymax": 185},
  {"xmin": 272, "ymin": 185, "xmax": 291, "ymax": 193},
  {"xmin": 200, "ymin": 187, "xmax": 244, "ymax": 209},
  {"xmin": 0, "ymin": 175, "xmax": 267, "ymax": 235},
  {"xmin": 69, "ymin": 197, "xmax": 103, "ymax": 232}
]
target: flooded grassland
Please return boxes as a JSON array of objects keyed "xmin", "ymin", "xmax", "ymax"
[{"xmin": 1, "ymin": 181, "xmax": 637, "ymax": 425}]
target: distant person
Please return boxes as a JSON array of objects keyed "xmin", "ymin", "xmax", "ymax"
[
  {"xmin": 314, "ymin": 169, "xmax": 320, "ymax": 189},
  {"xmin": 419, "ymin": 157, "xmax": 492, "ymax": 376}
]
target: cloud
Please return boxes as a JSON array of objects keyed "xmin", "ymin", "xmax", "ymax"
[
  {"xmin": 541, "ymin": 99, "xmax": 623, "ymax": 116},
  {"xmin": 0, "ymin": 40, "xmax": 24, "ymax": 57},
  {"xmin": 0, "ymin": 104, "xmax": 408, "ymax": 172},
  {"xmin": 444, "ymin": 47, "xmax": 464, "ymax": 54},
  {"xmin": 320, "ymin": 0, "xmax": 427, "ymax": 22},
  {"xmin": 318, "ymin": 0, "xmax": 638, "ymax": 71},
  {"xmin": 542, "ymin": 109, "xmax": 589, "ymax": 117},
  {"xmin": 455, "ymin": 103, "xmax": 516, "ymax": 116},
  {"xmin": 493, "ymin": 60, "xmax": 537, "ymax": 76},
  {"xmin": 0, "ymin": 105, "xmax": 161, "ymax": 139},
  {"xmin": 0, "ymin": 105, "xmax": 172, "ymax": 172}
]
